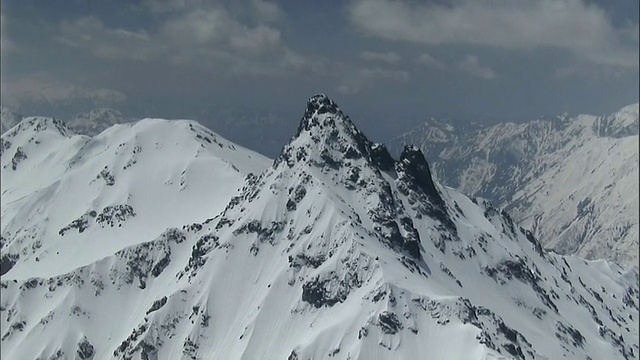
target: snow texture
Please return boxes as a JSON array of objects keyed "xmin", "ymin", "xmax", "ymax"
[
  {"xmin": 1, "ymin": 95, "xmax": 638, "ymax": 360},
  {"xmin": 390, "ymin": 104, "xmax": 639, "ymax": 266}
]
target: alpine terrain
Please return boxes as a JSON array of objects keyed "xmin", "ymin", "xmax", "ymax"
[
  {"xmin": 390, "ymin": 104, "xmax": 639, "ymax": 266},
  {"xmin": 1, "ymin": 106, "xmax": 25, "ymax": 134},
  {"xmin": 1, "ymin": 95, "xmax": 638, "ymax": 360},
  {"xmin": 67, "ymin": 108, "xmax": 134, "ymax": 137},
  {"xmin": 1, "ymin": 115, "xmax": 270, "ymax": 278}
]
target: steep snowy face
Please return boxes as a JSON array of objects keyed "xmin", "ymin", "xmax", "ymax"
[
  {"xmin": 1, "ymin": 117, "xmax": 270, "ymax": 279},
  {"xmin": 267, "ymin": 93, "xmax": 444, "ymax": 261},
  {"xmin": 1, "ymin": 96, "xmax": 638, "ymax": 360},
  {"xmin": 390, "ymin": 104, "xmax": 639, "ymax": 266}
]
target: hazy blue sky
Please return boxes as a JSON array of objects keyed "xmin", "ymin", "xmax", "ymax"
[{"xmin": 1, "ymin": 0, "xmax": 638, "ymax": 154}]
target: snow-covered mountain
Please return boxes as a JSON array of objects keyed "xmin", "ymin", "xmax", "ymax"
[
  {"xmin": 1, "ymin": 116, "xmax": 270, "ymax": 278},
  {"xmin": 390, "ymin": 104, "xmax": 639, "ymax": 266},
  {"xmin": 1, "ymin": 95, "xmax": 638, "ymax": 359},
  {"xmin": 67, "ymin": 108, "xmax": 133, "ymax": 136}
]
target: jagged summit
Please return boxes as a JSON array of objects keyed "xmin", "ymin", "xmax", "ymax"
[
  {"xmin": 278, "ymin": 94, "xmax": 374, "ymax": 170},
  {"xmin": 274, "ymin": 94, "xmax": 453, "ymax": 233},
  {"xmin": 231, "ymin": 94, "xmax": 466, "ymax": 267},
  {"xmin": 304, "ymin": 93, "xmax": 340, "ymax": 117},
  {"xmin": 280, "ymin": 95, "xmax": 434, "ymax": 178},
  {"xmin": 297, "ymin": 93, "xmax": 348, "ymax": 136}
]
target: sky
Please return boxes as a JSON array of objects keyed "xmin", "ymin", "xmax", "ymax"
[{"xmin": 1, "ymin": 0, "xmax": 638, "ymax": 156}]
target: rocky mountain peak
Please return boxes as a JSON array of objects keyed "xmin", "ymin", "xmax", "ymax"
[
  {"xmin": 277, "ymin": 94, "xmax": 374, "ymax": 171},
  {"xmin": 277, "ymin": 95, "xmax": 448, "ymax": 211},
  {"xmin": 2, "ymin": 97, "xmax": 639, "ymax": 360}
]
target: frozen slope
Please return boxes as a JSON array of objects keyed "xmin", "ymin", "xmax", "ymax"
[
  {"xmin": 390, "ymin": 104, "xmax": 639, "ymax": 266},
  {"xmin": 1, "ymin": 95, "xmax": 637, "ymax": 360},
  {"xmin": 0, "ymin": 117, "xmax": 270, "ymax": 279}
]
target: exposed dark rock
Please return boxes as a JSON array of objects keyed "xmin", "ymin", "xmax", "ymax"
[
  {"xmin": 0, "ymin": 253, "xmax": 19, "ymax": 276},
  {"xmin": 233, "ymin": 220, "xmax": 285, "ymax": 245},
  {"xmin": 184, "ymin": 234, "xmax": 219, "ymax": 276},
  {"xmin": 397, "ymin": 146, "xmax": 445, "ymax": 208},
  {"xmin": 97, "ymin": 167, "xmax": 115, "ymax": 186},
  {"xmin": 371, "ymin": 143, "xmax": 395, "ymax": 172},
  {"xmin": 146, "ymin": 296, "xmax": 168, "ymax": 315},
  {"xmin": 96, "ymin": 205, "xmax": 136, "ymax": 228},
  {"xmin": 555, "ymin": 321, "xmax": 585, "ymax": 348},
  {"xmin": 302, "ymin": 276, "xmax": 344, "ymax": 308},
  {"xmin": 378, "ymin": 311, "xmax": 403, "ymax": 334},
  {"xmin": 289, "ymin": 253, "xmax": 326, "ymax": 270},
  {"xmin": 77, "ymin": 337, "xmax": 95, "ymax": 360},
  {"xmin": 10, "ymin": 146, "xmax": 27, "ymax": 170},
  {"xmin": 0, "ymin": 138, "xmax": 11, "ymax": 156},
  {"xmin": 59, "ymin": 214, "xmax": 91, "ymax": 235}
]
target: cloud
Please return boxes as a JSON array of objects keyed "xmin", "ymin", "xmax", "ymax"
[
  {"xmin": 417, "ymin": 53, "xmax": 445, "ymax": 69},
  {"xmin": 1, "ymin": 14, "xmax": 20, "ymax": 53},
  {"xmin": 1, "ymin": 74, "xmax": 126, "ymax": 108},
  {"xmin": 349, "ymin": 0, "xmax": 639, "ymax": 69},
  {"xmin": 56, "ymin": 16, "xmax": 154, "ymax": 61},
  {"xmin": 457, "ymin": 55, "xmax": 496, "ymax": 79},
  {"xmin": 360, "ymin": 51, "xmax": 401, "ymax": 64},
  {"xmin": 141, "ymin": 0, "xmax": 281, "ymax": 22},
  {"xmin": 338, "ymin": 67, "xmax": 409, "ymax": 94},
  {"xmin": 1, "ymin": 38, "xmax": 19, "ymax": 53},
  {"xmin": 54, "ymin": 1, "xmax": 312, "ymax": 77}
]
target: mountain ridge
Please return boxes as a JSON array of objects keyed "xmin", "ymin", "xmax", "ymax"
[
  {"xmin": 1, "ymin": 95, "xmax": 638, "ymax": 359},
  {"xmin": 389, "ymin": 103, "xmax": 639, "ymax": 266},
  {"xmin": 1, "ymin": 114, "xmax": 270, "ymax": 279}
]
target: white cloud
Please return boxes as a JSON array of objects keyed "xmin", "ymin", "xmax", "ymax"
[
  {"xmin": 140, "ymin": 0, "xmax": 185, "ymax": 13},
  {"xmin": 56, "ymin": 17, "xmax": 155, "ymax": 61},
  {"xmin": 248, "ymin": 0, "xmax": 282, "ymax": 23},
  {"xmin": 141, "ymin": 0, "xmax": 281, "ymax": 22},
  {"xmin": 338, "ymin": 67, "xmax": 409, "ymax": 94},
  {"xmin": 54, "ymin": 2, "xmax": 311, "ymax": 77},
  {"xmin": 457, "ymin": 55, "xmax": 496, "ymax": 79},
  {"xmin": 417, "ymin": 53, "xmax": 445, "ymax": 69},
  {"xmin": 349, "ymin": 0, "xmax": 639, "ymax": 69},
  {"xmin": 360, "ymin": 51, "xmax": 401, "ymax": 64}
]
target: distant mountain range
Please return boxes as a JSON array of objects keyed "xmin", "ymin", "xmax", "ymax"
[
  {"xmin": 1, "ymin": 95, "xmax": 637, "ymax": 359},
  {"xmin": 389, "ymin": 103, "xmax": 639, "ymax": 266},
  {"xmin": 1, "ymin": 106, "xmax": 133, "ymax": 137},
  {"xmin": 0, "ymin": 106, "xmax": 24, "ymax": 134}
]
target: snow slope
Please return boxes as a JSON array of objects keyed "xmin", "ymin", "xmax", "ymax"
[
  {"xmin": 1, "ymin": 116, "xmax": 270, "ymax": 278},
  {"xmin": 390, "ymin": 104, "xmax": 639, "ymax": 266},
  {"xmin": 1, "ymin": 95, "xmax": 637, "ymax": 360}
]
